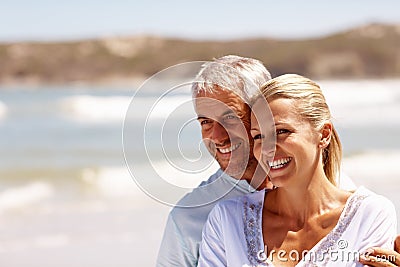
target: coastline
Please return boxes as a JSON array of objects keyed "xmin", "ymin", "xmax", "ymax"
[{"xmin": 0, "ymin": 75, "xmax": 147, "ymax": 89}]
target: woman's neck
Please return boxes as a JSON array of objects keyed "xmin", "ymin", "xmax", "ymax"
[{"xmin": 268, "ymin": 170, "xmax": 348, "ymax": 226}]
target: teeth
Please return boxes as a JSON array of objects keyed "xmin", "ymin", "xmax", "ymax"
[
  {"xmin": 269, "ymin": 157, "xmax": 291, "ymax": 169},
  {"xmin": 218, "ymin": 143, "xmax": 241, "ymax": 154}
]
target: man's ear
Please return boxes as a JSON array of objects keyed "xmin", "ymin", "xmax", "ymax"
[{"xmin": 319, "ymin": 122, "xmax": 333, "ymax": 149}]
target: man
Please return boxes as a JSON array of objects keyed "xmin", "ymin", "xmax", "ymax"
[{"xmin": 156, "ymin": 55, "xmax": 272, "ymax": 266}]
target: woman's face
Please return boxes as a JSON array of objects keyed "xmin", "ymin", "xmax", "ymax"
[{"xmin": 251, "ymin": 97, "xmax": 321, "ymax": 187}]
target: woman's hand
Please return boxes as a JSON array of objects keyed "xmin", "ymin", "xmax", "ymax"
[{"xmin": 359, "ymin": 236, "xmax": 400, "ymax": 266}]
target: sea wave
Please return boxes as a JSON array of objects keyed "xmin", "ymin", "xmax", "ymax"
[
  {"xmin": 343, "ymin": 150, "xmax": 400, "ymax": 185},
  {"xmin": 80, "ymin": 167, "xmax": 150, "ymax": 198},
  {"xmin": 0, "ymin": 100, "xmax": 7, "ymax": 120},
  {"xmin": 60, "ymin": 94, "xmax": 195, "ymax": 123},
  {"xmin": 80, "ymin": 159, "xmax": 218, "ymax": 198},
  {"xmin": 150, "ymin": 159, "xmax": 219, "ymax": 188},
  {"xmin": 146, "ymin": 95, "xmax": 194, "ymax": 120},
  {"xmin": 60, "ymin": 95, "xmax": 131, "ymax": 123},
  {"xmin": 0, "ymin": 182, "xmax": 53, "ymax": 214},
  {"xmin": 319, "ymin": 80, "xmax": 400, "ymax": 126}
]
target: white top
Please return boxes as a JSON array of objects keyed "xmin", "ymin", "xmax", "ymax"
[{"xmin": 198, "ymin": 186, "xmax": 397, "ymax": 267}]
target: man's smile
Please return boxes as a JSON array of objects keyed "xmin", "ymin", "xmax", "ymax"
[{"xmin": 217, "ymin": 143, "xmax": 241, "ymax": 154}]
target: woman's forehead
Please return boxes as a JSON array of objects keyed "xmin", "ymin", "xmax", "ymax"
[{"xmin": 250, "ymin": 97, "xmax": 275, "ymax": 120}]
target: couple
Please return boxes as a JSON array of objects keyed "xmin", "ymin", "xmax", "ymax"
[{"xmin": 156, "ymin": 55, "xmax": 399, "ymax": 266}]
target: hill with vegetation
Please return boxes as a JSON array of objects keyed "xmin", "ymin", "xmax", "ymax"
[{"xmin": 0, "ymin": 23, "xmax": 399, "ymax": 85}]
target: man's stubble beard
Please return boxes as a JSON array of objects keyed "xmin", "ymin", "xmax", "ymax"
[{"xmin": 216, "ymin": 143, "xmax": 254, "ymax": 179}]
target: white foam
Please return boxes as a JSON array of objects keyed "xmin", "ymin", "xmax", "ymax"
[
  {"xmin": 60, "ymin": 94, "xmax": 195, "ymax": 123},
  {"xmin": 0, "ymin": 182, "xmax": 54, "ymax": 213},
  {"xmin": 148, "ymin": 95, "xmax": 194, "ymax": 120},
  {"xmin": 319, "ymin": 80, "xmax": 397, "ymax": 106},
  {"xmin": 34, "ymin": 234, "xmax": 70, "ymax": 248},
  {"xmin": 81, "ymin": 167, "xmax": 141, "ymax": 197},
  {"xmin": 60, "ymin": 95, "xmax": 131, "ymax": 123},
  {"xmin": 0, "ymin": 101, "xmax": 7, "ymax": 120},
  {"xmin": 319, "ymin": 79, "xmax": 400, "ymax": 126},
  {"xmin": 343, "ymin": 150, "xmax": 400, "ymax": 185},
  {"xmin": 151, "ymin": 159, "xmax": 219, "ymax": 188},
  {"xmin": 81, "ymin": 159, "xmax": 219, "ymax": 198}
]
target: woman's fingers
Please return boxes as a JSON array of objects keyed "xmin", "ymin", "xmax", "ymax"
[
  {"xmin": 359, "ymin": 247, "xmax": 400, "ymax": 267},
  {"xmin": 394, "ymin": 236, "xmax": 400, "ymax": 252}
]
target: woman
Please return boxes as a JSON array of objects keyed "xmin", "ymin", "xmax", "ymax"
[{"xmin": 198, "ymin": 74, "xmax": 397, "ymax": 266}]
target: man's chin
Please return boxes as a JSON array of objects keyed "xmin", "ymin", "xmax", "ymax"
[{"xmin": 216, "ymin": 151, "xmax": 250, "ymax": 177}]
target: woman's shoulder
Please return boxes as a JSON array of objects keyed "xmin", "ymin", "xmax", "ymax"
[
  {"xmin": 351, "ymin": 186, "xmax": 396, "ymax": 216},
  {"xmin": 355, "ymin": 186, "xmax": 394, "ymax": 205}
]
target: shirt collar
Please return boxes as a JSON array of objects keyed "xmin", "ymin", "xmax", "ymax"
[{"xmin": 216, "ymin": 169, "xmax": 257, "ymax": 193}]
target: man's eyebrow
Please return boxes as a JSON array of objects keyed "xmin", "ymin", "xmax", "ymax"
[{"xmin": 197, "ymin": 110, "xmax": 236, "ymax": 120}]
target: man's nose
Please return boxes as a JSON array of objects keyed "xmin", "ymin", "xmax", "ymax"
[{"xmin": 211, "ymin": 122, "xmax": 229, "ymax": 144}]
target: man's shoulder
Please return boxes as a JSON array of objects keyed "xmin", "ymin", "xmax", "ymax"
[
  {"xmin": 173, "ymin": 169, "xmax": 233, "ymax": 207},
  {"xmin": 168, "ymin": 169, "xmax": 251, "ymax": 220}
]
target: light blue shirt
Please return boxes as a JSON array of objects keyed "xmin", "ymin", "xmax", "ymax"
[{"xmin": 156, "ymin": 169, "xmax": 256, "ymax": 267}]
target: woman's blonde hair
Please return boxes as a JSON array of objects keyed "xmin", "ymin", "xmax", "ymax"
[{"xmin": 259, "ymin": 74, "xmax": 341, "ymax": 185}]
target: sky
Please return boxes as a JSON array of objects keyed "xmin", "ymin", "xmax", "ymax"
[{"xmin": 1, "ymin": 0, "xmax": 400, "ymax": 42}]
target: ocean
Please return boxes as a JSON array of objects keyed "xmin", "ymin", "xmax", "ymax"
[{"xmin": 0, "ymin": 79, "xmax": 399, "ymax": 266}]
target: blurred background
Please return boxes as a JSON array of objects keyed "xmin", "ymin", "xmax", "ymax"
[{"xmin": 0, "ymin": 0, "xmax": 400, "ymax": 266}]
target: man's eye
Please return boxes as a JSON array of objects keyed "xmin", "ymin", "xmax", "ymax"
[
  {"xmin": 200, "ymin": 120, "xmax": 212, "ymax": 125},
  {"xmin": 223, "ymin": 114, "xmax": 240, "ymax": 123}
]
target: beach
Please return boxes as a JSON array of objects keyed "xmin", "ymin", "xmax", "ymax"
[{"xmin": 0, "ymin": 80, "xmax": 399, "ymax": 266}]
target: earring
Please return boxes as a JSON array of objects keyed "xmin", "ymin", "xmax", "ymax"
[{"xmin": 320, "ymin": 139, "xmax": 326, "ymax": 148}]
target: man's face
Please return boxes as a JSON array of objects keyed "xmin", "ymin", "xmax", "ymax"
[{"xmin": 194, "ymin": 88, "xmax": 256, "ymax": 178}]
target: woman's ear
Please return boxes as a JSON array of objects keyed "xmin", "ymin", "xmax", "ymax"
[{"xmin": 319, "ymin": 122, "xmax": 333, "ymax": 149}]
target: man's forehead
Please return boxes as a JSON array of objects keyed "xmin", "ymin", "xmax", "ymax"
[
  {"xmin": 194, "ymin": 90, "xmax": 248, "ymax": 117},
  {"xmin": 195, "ymin": 88, "xmax": 245, "ymax": 105}
]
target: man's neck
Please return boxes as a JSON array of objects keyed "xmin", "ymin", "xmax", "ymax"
[{"xmin": 228, "ymin": 160, "xmax": 268, "ymax": 190}]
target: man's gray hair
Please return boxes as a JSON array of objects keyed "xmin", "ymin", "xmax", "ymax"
[{"xmin": 192, "ymin": 55, "xmax": 271, "ymax": 104}]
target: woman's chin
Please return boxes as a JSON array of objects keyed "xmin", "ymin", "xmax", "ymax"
[{"xmin": 269, "ymin": 175, "xmax": 291, "ymax": 188}]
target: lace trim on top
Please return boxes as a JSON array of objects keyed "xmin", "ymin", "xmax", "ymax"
[
  {"xmin": 243, "ymin": 195, "xmax": 266, "ymax": 266},
  {"xmin": 301, "ymin": 193, "xmax": 367, "ymax": 265},
  {"xmin": 242, "ymin": 190, "xmax": 368, "ymax": 267}
]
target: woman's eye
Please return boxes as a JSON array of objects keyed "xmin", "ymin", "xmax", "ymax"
[
  {"xmin": 277, "ymin": 129, "xmax": 289, "ymax": 135},
  {"xmin": 200, "ymin": 120, "xmax": 211, "ymax": 125},
  {"xmin": 253, "ymin": 134, "xmax": 264, "ymax": 140}
]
